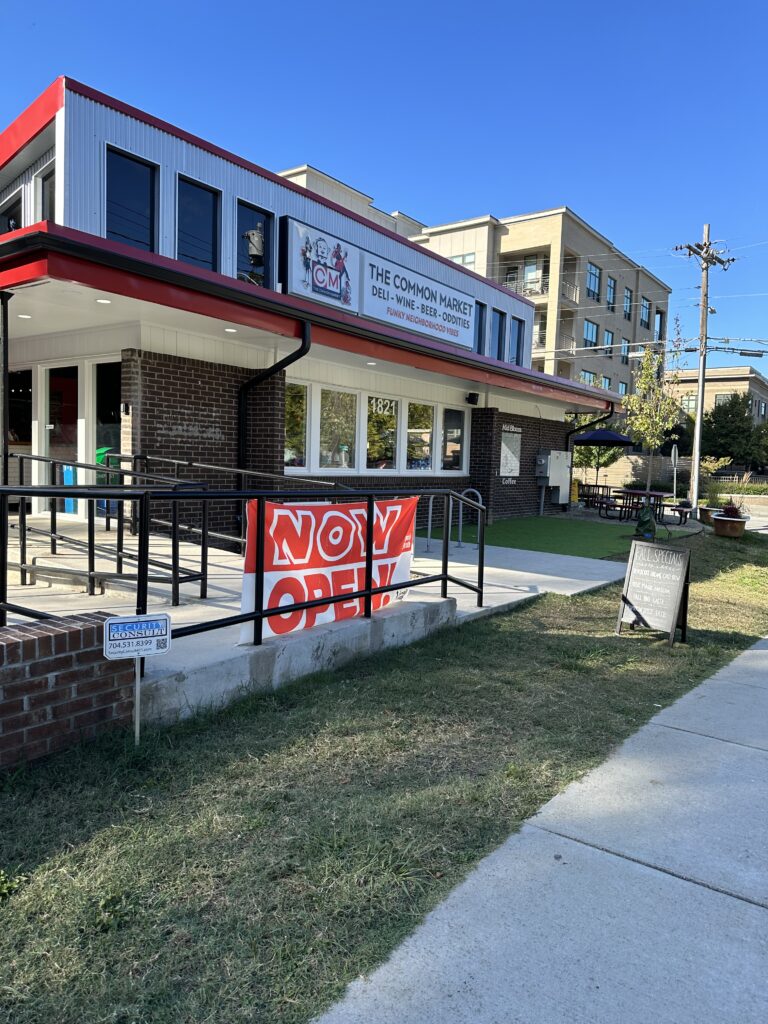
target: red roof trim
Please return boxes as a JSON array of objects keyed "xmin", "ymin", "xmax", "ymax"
[
  {"xmin": 61, "ymin": 77, "xmax": 533, "ymax": 308},
  {"xmin": 0, "ymin": 78, "xmax": 64, "ymax": 174}
]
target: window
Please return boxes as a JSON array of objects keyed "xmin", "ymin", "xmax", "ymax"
[
  {"xmin": 8, "ymin": 370, "xmax": 32, "ymax": 443},
  {"xmin": 367, "ymin": 396, "xmax": 399, "ymax": 470},
  {"xmin": 618, "ymin": 382, "xmax": 628, "ymax": 396},
  {"xmin": 760, "ymin": 401, "xmax": 767, "ymax": 418},
  {"xmin": 505, "ymin": 266, "xmax": 519, "ymax": 291},
  {"xmin": 237, "ymin": 201, "xmax": 271, "ymax": 287},
  {"xmin": 284, "ymin": 383, "xmax": 307, "ymax": 467},
  {"xmin": 623, "ymin": 287, "xmax": 633, "ymax": 321},
  {"xmin": 580, "ymin": 370, "xmax": 597, "ymax": 386},
  {"xmin": 450, "ymin": 252, "xmax": 475, "ymax": 269},
  {"xmin": 621, "ymin": 338, "xmax": 630, "ymax": 365},
  {"xmin": 602, "ymin": 375, "xmax": 611, "ymax": 390},
  {"xmin": 474, "ymin": 302, "xmax": 486, "ymax": 354},
  {"xmin": 106, "ymin": 149, "xmax": 156, "ymax": 251},
  {"xmin": 319, "ymin": 389, "xmax": 357, "ymax": 468},
  {"xmin": 714, "ymin": 392, "xmax": 737, "ymax": 406},
  {"xmin": 583, "ymin": 320, "xmax": 599, "ymax": 348},
  {"xmin": 491, "ymin": 309, "xmax": 507, "ymax": 360},
  {"xmin": 0, "ymin": 194, "xmax": 22, "ymax": 234},
  {"xmin": 654, "ymin": 309, "xmax": 666, "ymax": 341},
  {"xmin": 640, "ymin": 297, "xmax": 651, "ymax": 329},
  {"xmin": 177, "ymin": 177, "xmax": 219, "ymax": 271},
  {"xmin": 407, "ymin": 403, "xmax": 434, "ymax": 470},
  {"xmin": 604, "ymin": 329, "xmax": 614, "ymax": 357},
  {"xmin": 681, "ymin": 393, "xmax": 697, "ymax": 414},
  {"xmin": 606, "ymin": 277, "xmax": 616, "ymax": 311},
  {"xmin": 39, "ymin": 168, "xmax": 55, "ymax": 222},
  {"xmin": 511, "ymin": 317, "xmax": 525, "ymax": 365},
  {"xmin": 586, "ymin": 262, "xmax": 601, "ymax": 301},
  {"xmin": 442, "ymin": 408, "xmax": 465, "ymax": 470}
]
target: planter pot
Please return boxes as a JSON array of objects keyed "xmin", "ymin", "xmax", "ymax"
[
  {"xmin": 698, "ymin": 506, "xmax": 719, "ymax": 526},
  {"xmin": 712, "ymin": 515, "xmax": 749, "ymax": 539}
]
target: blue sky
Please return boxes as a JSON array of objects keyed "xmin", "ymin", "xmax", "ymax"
[{"xmin": 3, "ymin": 0, "xmax": 766, "ymax": 372}]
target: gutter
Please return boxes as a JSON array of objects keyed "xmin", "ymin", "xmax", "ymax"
[{"xmin": 564, "ymin": 403, "xmax": 615, "ymax": 445}]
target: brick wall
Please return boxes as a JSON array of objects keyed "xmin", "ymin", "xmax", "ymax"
[
  {"xmin": 0, "ymin": 614, "xmax": 134, "ymax": 770},
  {"xmin": 470, "ymin": 408, "xmax": 570, "ymax": 522}
]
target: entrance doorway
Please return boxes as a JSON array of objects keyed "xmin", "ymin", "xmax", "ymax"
[{"xmin": 44, "ymin": 365, "xmax": 79, "ymax": 512}]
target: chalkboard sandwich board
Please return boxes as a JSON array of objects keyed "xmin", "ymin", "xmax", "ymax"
[{"xmin": 616, "ymin": 541, "xmax": 690, "ymax": 646}]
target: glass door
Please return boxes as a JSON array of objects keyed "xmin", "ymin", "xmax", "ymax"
[{"xmin": 44, "ymin": 365, "xmax": 79, "ymax": 512}]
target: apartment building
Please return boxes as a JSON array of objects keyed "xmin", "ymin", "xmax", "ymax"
[
  {"xmin": 667, "ymin": 365, "xmax": 768, "ymax": 423},
  {"xmin": 411, "ymin": 207, "xmax": 671, "ymax": 396}
]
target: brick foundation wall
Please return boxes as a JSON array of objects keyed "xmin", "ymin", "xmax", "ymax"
[
  {"xmin": 0, "ymin": 614, "xmax": 134, "ymax": 770},
  {"xmin": 470, "ymin": 408, "xmax": 570, "ymax": 522}
]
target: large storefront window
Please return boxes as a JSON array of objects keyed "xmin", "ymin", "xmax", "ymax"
[
  {"xmin": 177, "ymin": 177, "xmax": 219, "ymax": 271},
  {"xmin": 237, "ymin": 201, "xmax": 271, "ymax": 287},
  {"xmin": 107, "ymin": 149, "xmax": 156, "ymax": 251},
  {"xmin": 442, "ymin": 408, "xmax": 465, "ymax": 470},
  {"xmin": 407, "ymin": 403, "xmax": 434, "ymax": 470},
  {"xmin": 366, "ymin": 396, "xmax": 398, "ymax": 469},
  {"xmin": 284, "ymin": 383, "xmax": 307, "ymax": 467},
  {"xmin": 320, "ymin": 389, "xmax": 357, "ymax": 469}
]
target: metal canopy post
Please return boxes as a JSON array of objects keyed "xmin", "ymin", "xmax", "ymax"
[{"xmin": 0, "ymin": 291, "xmax": 12, "ymax": 486}]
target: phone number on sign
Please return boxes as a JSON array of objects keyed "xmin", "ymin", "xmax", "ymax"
[{"xmin": 107, "ymin": 638, "xmax": 165, "ymax": 650}]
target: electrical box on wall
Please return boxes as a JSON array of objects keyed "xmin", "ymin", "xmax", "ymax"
[{"xmin": 535, "ymin": 449, "xmax": 572, "ymax": 502}]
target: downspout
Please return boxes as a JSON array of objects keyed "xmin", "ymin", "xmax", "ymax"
[
  {"xmin": 564, "ymin": 401, "xmax": 615, "ymax": 508},
  {"xmin": 237, "ymin": 319, "xmax": 311, "ymax": 489}
]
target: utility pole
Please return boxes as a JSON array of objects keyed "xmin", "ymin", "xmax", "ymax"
[{"xmin": 674, "ymin": 226, "xmax": 734, "ymax": 513}]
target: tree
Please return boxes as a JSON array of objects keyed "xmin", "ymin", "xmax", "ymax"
[
  {"xmin": 623, "ymin": 348, "xmax": 681, "ymax": 491},
  {"xmin": 701, "ymin": 393, "xmax": 767, "ymax": 468}
]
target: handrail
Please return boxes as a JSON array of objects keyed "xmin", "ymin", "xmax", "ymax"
[
  {"xmin": 456, "ymin": 488, "xmax": 483, "ymax": 549},
  {"xmin": 10, "ymin": 451, "xmax": 189, "ymax": 487},
  {"xmin": 0, "ymin": 484, "xmax": 486, "ymax": 637}
]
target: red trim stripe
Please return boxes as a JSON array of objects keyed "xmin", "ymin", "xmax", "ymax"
[{"xmin": 0, "ymin": 78, "xmax": 64, "ymax": 173}]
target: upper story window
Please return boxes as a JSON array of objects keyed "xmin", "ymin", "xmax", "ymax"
[
  {"xmin": 491, "ymin": 309, "xmax": 507, "ymax": 361},
  {"xmin": 0, "ymin": 193, "xmax": 22, "ymax": 234},
  {"xmin": 237, "ymin": 201, "xmax": 272, "ymax": 287},
  {"xmin": 602, "ymin": 375, "xmax": 611, "ymax": 390},
  {"xmin": 106, "ymin": 149, "xmax": 157, "ymax": 252},
  {"xmin": 586, "ymin": 262, "xmax": 601, "ymax": 301},
  {"xmin": 583, "ymin": 320, "xmax": 599, "ymax": 348},
  {"xmin": 36, "ymin": 166, "xmax": 55, "ymax": 222},
  {"xmin": 604, "ymin": 328, "xmax": 614, "ymax": 357},
  {"xmin": 511, "ymin": 317, "xmax": 525, "ymax": 365},
  {"xmin": 640, "ymin": 297, "xmax": 651, "ymax": 329},
  {"xmin": 450, "ymin": 252, "xmax": 475, "ymax": 269},
  {"xmin": 177, "ymin": 177, "xmax": 219, "ymax": 271},
  {"xmin": 714, "ymin": 392, "xmax": 737, "ymax": 406},
  {"xmin": 654, "ymin": 309, "xmax": 666, "ymax": 341},
  {"xmin": 474, "ymin": 302, "xmax": 487, "ymax": 354},
  {"xmin": 623, "ymin": 287, "xmax": 633, "ymax": 321},
  {"xmin": 618, "ymin": 382, "xmax": 628, "ymax": 396},
  {"xmin": 681, "ymin": 393, "xmax": 697, "ymax": 413},
  {"xmin": 621, "ymin": 338, "xmax": 630, "ymax": 364},
  {"xmin": 580, "ymin": 370, "xmax": 597, "ymax": 386},
  {"xmin": 606, "ymin": 277, "xmax": 616, "ymax": 311}
]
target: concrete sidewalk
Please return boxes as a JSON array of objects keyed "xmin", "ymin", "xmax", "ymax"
[{"xmin": 315, "ymin": 638, "xmax": 768, "ymax": 1024}]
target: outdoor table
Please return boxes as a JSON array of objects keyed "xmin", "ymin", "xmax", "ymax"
[{"xmin": 611, "ymin": 489, "xmax": 672, "ymax": 522}]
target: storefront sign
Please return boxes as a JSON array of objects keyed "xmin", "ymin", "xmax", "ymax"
[
  {"xmin": 240, "ymin": 498, "xmax": 418, "ymax": 641},
  {"xmin": 286, "ymin": 220, "xmax": 361, "ymax": 313},
  {"xmin": 362, "ymin": 253, "xmax": 475, "ymax": 349},
  {"xmin": 500, "ymin": 425, "xmax": 522, "ymax": 476}
]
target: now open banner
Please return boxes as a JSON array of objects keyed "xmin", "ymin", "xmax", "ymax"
[{"xmin": 240, "ymin": 498, "xmax": 418, "ymax": 641}]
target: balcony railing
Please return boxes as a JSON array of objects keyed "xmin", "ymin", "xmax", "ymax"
[
  {"xmin": 561, "ymin": 280, "xmax": 579, "ymax": 303},
  {"xmin": 503, "ymin": 274, "xmax": 549, "ymax": 298},
  {"xmin": 559, "ymin": 332, "xmax": 575, "ymax": 355}
]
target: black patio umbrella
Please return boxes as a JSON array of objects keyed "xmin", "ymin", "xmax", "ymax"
[{"xmin": 571, "ymin": 428, "xmax": 633, "ymax": 446}]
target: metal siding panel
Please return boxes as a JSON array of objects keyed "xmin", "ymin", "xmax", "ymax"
[
  {"xmin": 64, "ymin": 92, "xmax": 533, "ymax": 362},
  {"xmin": 0, "ymin": 147, "xmax": 55, "ymax": 225}
]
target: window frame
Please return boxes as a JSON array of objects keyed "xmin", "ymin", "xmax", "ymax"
[
  {"xmin": 601, "ymin": 375, "xmax": 611, "ymax": 390},
  {"xmin": 235, "ymin": 198, "xmax": 274, "ymax": 288},
  {"xmin": 583, "ymin": 320, "xmax": 599, "ymax": 348},
  {"xmin": 284, "ymin": 380, "xmax": 470, "ymax": 476},
  {"xmin": 620, "ymin": 337, "xmax": 630, "ymax": 365},
  {"xmin": 586, "ymin": 262, "xmax": 602, "ymax": 301},
  {"xmin": 603, "ymin": 328, "xmax": 614, "ymax": 358},
  {"xmin": 580, "ymin": 369, "xmax": 597, "ymax": 386},
  {"xmin": 606, "ymin": 277, "xmax": 616, "ymax": 311},
  {"xmin": 176, "ymin": 174, "xmax": 221, "ymax": 272},
  {"xmin": 618, "ymin": 382, "xmax": 628, "ymax": 397},
  {"xmin": 105, "ymin": 146, "xmax": 159, "ymax": 253},
  {"xmin": 34, "ymin": 160, "xmax": 56, "ymax": 223},
  {"xmin": 640, "ymin": 296, "xmax": 651, "ymax": 329},
  {"xmin": 623, "ymin": 286, "xmax": 633, "ymax": 321},
  {"xmin": 491, "ymin": 308, "xmax": 507, "ymax": 361}
]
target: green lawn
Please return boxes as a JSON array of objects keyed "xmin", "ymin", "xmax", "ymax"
[
  {"xmin": 1, "ymin": 531, "xmax": 766, "ymax": 1024},
  {"xmin": 422, "ymin": 514, "xmax": 667, "ymax": 559}
]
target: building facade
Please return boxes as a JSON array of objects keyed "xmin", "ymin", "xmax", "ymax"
[
  {"xmin": 412, "ymin": 207, "xmax": 671, "ymax": 396},
  {"xmin": 667, "ymin": 365, "xmax": 768, "ymax": 423},
  {"xmin": 0, "ymin": 79, "xmax": 616, "ymax": 527}
]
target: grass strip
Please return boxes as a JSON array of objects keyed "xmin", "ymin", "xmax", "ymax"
[{"xmin": 0, "ymin": 530, "xmax": 766, "ymax": 1024}]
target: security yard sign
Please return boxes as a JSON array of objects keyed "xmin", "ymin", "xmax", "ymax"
[
  {"xmin": 103, "ymin": 613, "xmax": 172, "ymax": 747},
  {"xmin": 104, "ymin": 613, "xmax": 172, "ymax": 658}
]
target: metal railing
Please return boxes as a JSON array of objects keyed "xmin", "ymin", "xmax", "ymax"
[
  {"xmin": 0, "ymin": 484, "xmax": 486, "ymax": 644},
  {"xmin": 561, "ymin": 280, "xmax": 579, "ymax": 303}
]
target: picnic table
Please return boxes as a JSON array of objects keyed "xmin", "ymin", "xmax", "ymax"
[{"xmin": 611, "ymin": 489, "xmax": 673, "ymax": 523}]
